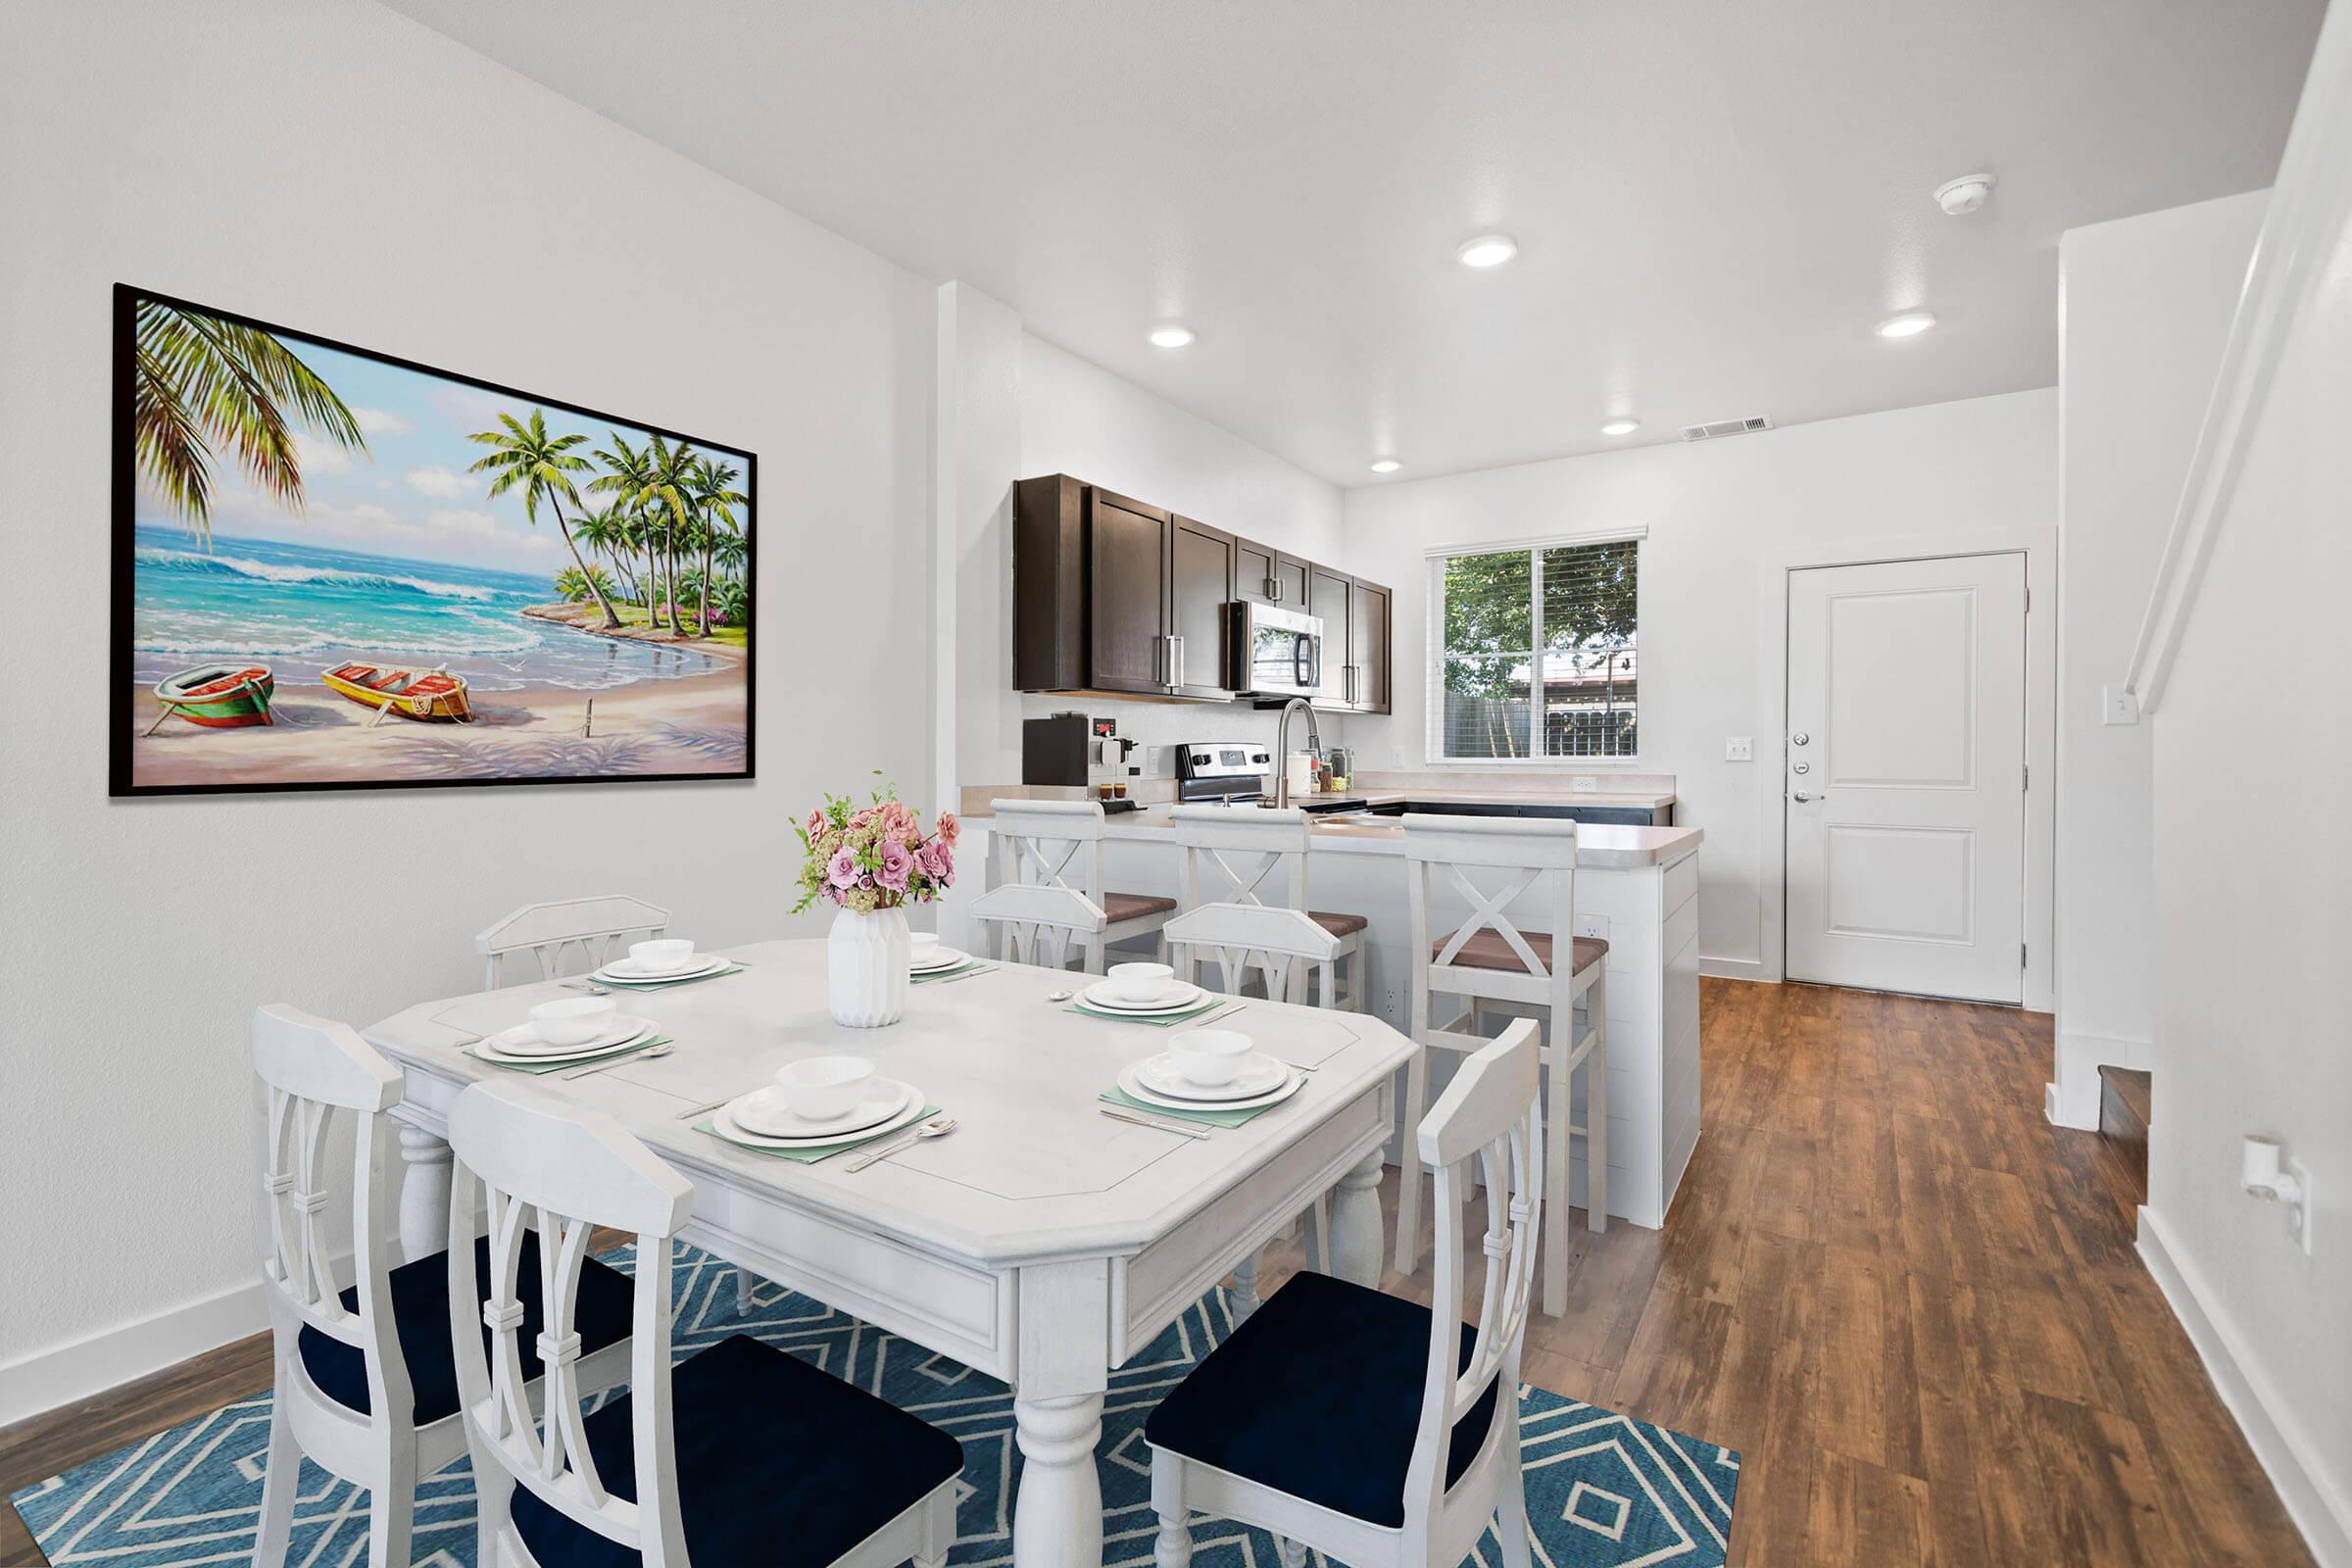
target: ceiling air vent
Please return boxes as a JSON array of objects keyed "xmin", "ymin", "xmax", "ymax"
[{"xmin": 1680, "ymin": 415, "xmax": 1775, "ymax": 441}]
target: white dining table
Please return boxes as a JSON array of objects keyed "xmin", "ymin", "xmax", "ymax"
[{"xmin": 362, "ymin": 937, "xmax": 1413, "ymax": 1568}]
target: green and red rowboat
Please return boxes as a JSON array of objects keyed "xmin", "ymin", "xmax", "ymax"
[{"xmin": 151, "ymin": 664, "xmax": 274, "ymax": 728}]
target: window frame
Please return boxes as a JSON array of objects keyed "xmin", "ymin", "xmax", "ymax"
[{"xmin": 1422, "ymin": 525, "xmax": 1645, "ymax": 767}]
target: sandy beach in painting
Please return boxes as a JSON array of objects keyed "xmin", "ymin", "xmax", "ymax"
[{"xmin": 128, "ymin": 622, "xmax": 748, "ymax": 789}]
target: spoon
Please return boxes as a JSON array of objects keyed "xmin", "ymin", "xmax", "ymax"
[
  {"xmin": 560, "ymin": 981, "xmax": 612, "ymax": 996},
  {"xmin": 563, "ymin": 1042, "xmax": 673, "ymax": 1080},
  {"xmin": 1046, "ymin": 989, "xmax": 1075, "ymax": 1003},
  {"xmin": 844, "ymin": 1115, "xmax": 958, "ymax": 1172}
]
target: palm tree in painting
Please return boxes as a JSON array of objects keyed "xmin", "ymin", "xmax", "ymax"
[
  {"xmin": 131, "ymin": 299, "xmax": 368, "ymax": 544},
  {"xmin": 641, "ymin": 435, "xmax": 703, "ymax": 635},
  {"xmin": 555, "ymin": 563, "xmax": 620, "ymax": 606},
  {"xmin": 590, "ymin": 433, "xmax": 662, "ymax": 628},
  {"xmin": 687, "ymin": 457, "xmax": 749, "ymax": 636},
  {"xmin": 466, "ymin": 410, "xmax": 623, "ymax": 629},
  {"xmin": 573, "ymin": 505, "xmax": 636, "ymax": 604},
  {"xmin": 712, "ymin": 577, "xmax": 750, "ymax": 628},
  {"xmin": 711, "ymin": 520, "xmax": 748, "ymax": 582}
]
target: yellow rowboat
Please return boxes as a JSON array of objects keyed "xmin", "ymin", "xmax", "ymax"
[{"xmin": 321, "ymin": 662, "xmax": 474, "ymax": 723}]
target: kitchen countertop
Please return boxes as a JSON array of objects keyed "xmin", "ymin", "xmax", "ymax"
[{"xmin": 962, "ymin": 798, "xmax": 1703, "ymax": 868}]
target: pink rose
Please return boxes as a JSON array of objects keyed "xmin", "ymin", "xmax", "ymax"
[
  {"xmin": 918, "ymin": 838, "xmax": 955, "ymax": 884},
  {"xmin": 878, "ymin": 838, "xmax": 915, "ymax": 894},
  {"xmin": 935, "ymin": 810, "xmax": 959, "ymax": 849},
  {"xmin": 848, "ymin": 806, "xmax": 879, "ymax": 831},
  {"xmin": 826, "ymin": 846, "xmax": 860, "ymax": 889},
  {"xmin": 880, "ymin": 801, "xmax": 919, "ymax": 843},
  {"xmin": 803, "ymin": 806, "xmax": 827, "ymax": 842}
]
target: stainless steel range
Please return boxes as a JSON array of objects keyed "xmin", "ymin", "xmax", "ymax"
[{"xmin": 1175, "ymin": 739, "xmax": 1369, "ymax": 812}]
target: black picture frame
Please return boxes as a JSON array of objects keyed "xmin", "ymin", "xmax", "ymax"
[{"xmin": 111, "ymin": 283, "xmax": 757, "ymax": 798}]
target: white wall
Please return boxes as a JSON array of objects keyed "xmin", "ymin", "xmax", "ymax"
[
  {"xmin": 1339, "ymin": 391, "xmax": 2060, "ymax": 987},
  {"xmin": 945, "ymin": 308, "xmax": 1349, "ymax": 793},
  {"xmin": 0, "ymin": 0, "xmax": 935, "ymax": 1418},
  {"xmin": 2139, "ymin": 183, "xmax": 2352, "ymax": 1558},
  {"xmin": 2048, "ymin": 191, "xmax": 2267, "ymax": 1126}
]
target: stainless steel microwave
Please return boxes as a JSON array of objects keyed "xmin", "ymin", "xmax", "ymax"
[{"xmin": 1227, "ymin": 601, "xmax": 1325, "ymax": 698}]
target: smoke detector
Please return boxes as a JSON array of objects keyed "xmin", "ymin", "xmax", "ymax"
[
  {"xmin": 1680, "ymin": 415, "xmax": 1774, "ymax": 442},
  {"xmin": 1935, "ymin": 172, "xmax": 1995, "ymax": 216}
]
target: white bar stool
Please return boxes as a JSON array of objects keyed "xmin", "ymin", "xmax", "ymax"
[
  {"xmin": 1168, "ymin": 804, "xmax": 1367, "ymax": 1009},
  {"xmin": 1392, "ymin": 813, "xmax": 1609, "ymax": 1318},
  {"xmin": 973, "ymin": 799, "xmax": 1173, "ymax": 972}
]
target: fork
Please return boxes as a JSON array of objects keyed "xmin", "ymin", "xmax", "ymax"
[{"xmin": 560, "ymin": 981, "xmax": 611, "ymax": 996}]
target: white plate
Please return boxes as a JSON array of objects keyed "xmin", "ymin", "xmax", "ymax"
[
  {"xmin": 731, "ymin": 1078, "xmax": 911, "ymax": 1139},
  {"xmin": 595, "ymin": 953, "xmax": 729, "ymax": 983},
  {"xmin": 710, "ymin": 1085, "xmax": 925, "ymax": 1151},
  {"xmin": 1116, "ymin": 1060, "xmax": 1303, "ymax": 1113},
  {"xmin": 1079, "ymin": 979, "xmax": 1206, "ymax": 1014},
  {"xmin": 1134, "ymin": 1051, "xmax": 1292, "ymax": 1102},
  {"xmin": 910, "ymin": 947, "xmax": 970, "ymax": 973},
  {"xmin": 476, "ymin": 1018, "xmax": 658, "ymax": 1065},
  {"xmin": 480, "ymin": 1015, "xmax": 655, "ymax": 1059}
]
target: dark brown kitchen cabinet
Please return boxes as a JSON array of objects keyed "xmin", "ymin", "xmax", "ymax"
[
  {"xmin": 1307, "ymin": 564, "xmax": 1352, "ymax": 705},
  {"xmin": 1087, "ymin": 488, "xmax": 1175, "ymax": 694},
  {"xmin": 1348, "ymin": 577, "xmax": 1392, "ymax": 712},
  {"xmin": 1232, "ymin": 538, "xmax": 1279, "ymax": 606},
  {"xmin": 1169, "ymin": 515, "xmax": 1235, "ymax": 700}
]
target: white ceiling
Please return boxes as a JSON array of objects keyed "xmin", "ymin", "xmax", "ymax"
[{"xmin": 386, "ymin": 0, "xmax": 2324, "ymax": 487}]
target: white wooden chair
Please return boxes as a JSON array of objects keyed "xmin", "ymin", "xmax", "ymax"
[
  {"xmin": 971, "ymin": 800, "xmax": 1173, "ymax": 972},
  {"xmin": 446, "ymin": 1078, "xmax": 963, "ymax": 1568},
  {"xmin": 249, "ymin": 1005, "xmax": 634, "ymax": 1568},
  {"xmin": 1168, "ymin": 805, "xmax": 1367, "ymax": 1009},
  {"xmin": 1392, "ymin": 815, "xmax": 1609, "ymax": 1318},
  {"xmin": 477, "ymin": 895, "xmax": 672, "ymax": 988},
  {"xmin": 1147, "ymin": 1022, "xmax": 1544, "ymax": 1568}
]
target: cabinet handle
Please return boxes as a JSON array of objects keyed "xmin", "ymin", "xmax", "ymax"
[{"xmin": 1174, "ymin": 635, "xmax": 1185, "ymax": 688}]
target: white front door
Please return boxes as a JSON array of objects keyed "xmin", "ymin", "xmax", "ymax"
[{"xmin": 1786, "ymin": 553, "xmax": 2026, "ymax": 1003}]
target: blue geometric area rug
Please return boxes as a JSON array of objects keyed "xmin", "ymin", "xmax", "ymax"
[{"xmin": 12, "ymin": 1244, "xmax": 1738, "ymax": 1567}]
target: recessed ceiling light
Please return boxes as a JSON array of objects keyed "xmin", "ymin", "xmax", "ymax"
[
  {"xmin": 1369, "ymin": 458, "xmax": 1402, "ymax": 474},
  {"xmin": 1877, "ymin": 311, "xmax": 1937, "ymax": 339},
  {"xmin": 1600, "ymin": 418, "xmax": 1642, "ymax": 436},
  {"xmin": 1148, "ymin": 323, "xmax": 1196, "ymax": 349},
  {"xmin": 1455, "ymin": 234, "xmax": 1518, "ymax": 269}
]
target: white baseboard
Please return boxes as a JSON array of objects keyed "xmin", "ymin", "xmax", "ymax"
[
  {"xmin": 0, "ymin": 1277, "xmax": 271, "ymax": 1429},
  {"xmin": 1697, "ymin": 955, "xmax": 1774, "ymax": 983},
  {"xmin": 2137, "ymin": 1206, "xmax": 2352, "ymax": 1566},
  {"xmin": 2046, "ymin": 1028, "xmax": 2151, "ymax": 1130}
]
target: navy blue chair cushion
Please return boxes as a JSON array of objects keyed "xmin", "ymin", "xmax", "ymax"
[
  {"xmin": 510, "ymin": 1333, "xmax": 964, "ymax": 1568},
  {"xmin": 297, "ymin": 1232, "xmax": 632, "ymax": 1426},
  {"xmin": 1144, "ymin": 1270, "xmax": 1502, "ymax": 1528}
]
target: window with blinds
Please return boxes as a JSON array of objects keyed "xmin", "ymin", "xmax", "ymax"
[{"xmin": 1429, "ymin": 537, "xmax": 1639, "ymax": 760}]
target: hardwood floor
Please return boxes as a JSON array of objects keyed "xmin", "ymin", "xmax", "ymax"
[{"xmin": 0, "ymin": 981, "xmax": 2312, "ymax": 1567}]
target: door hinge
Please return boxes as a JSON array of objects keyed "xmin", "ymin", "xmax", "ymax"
[
  {"xmin": 2021, "ymin": 943, "xmax": 2028, "ymax": 968},
  {"xmin": 2023, "ymin": 762, "xmax": 2030, "ymax": 790}
]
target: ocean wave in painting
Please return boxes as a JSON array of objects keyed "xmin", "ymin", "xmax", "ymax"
[{"xmin": 135, "ymin": 546, "xmax": 500, "ymax": 602}]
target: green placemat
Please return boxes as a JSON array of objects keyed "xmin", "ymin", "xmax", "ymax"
[
  {"xmin": 464, "ymin": 1035, "xmax": 673, "ymax": 1076},
  {"xmin": 594, "ymin": 962, "xmax": 747, "ymax": 991},
  {"xmin": 1064, "ymin": 998, "xmax": 1230, "ymax": 1027},
  {"xmin": 1098, "ymin": 1086, "xmax": 1289, "ymax": 1128},
  {"xmin": 910, "ymin": 960, "xmax": 992, "ymax": 984},
  {"xmin": 696, "ymin": 1103, "xmax": 945, "ymax": 1163}
]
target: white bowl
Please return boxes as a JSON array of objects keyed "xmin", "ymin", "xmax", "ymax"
[
  {"xmin": 530, "ymin": 995, "xmax": 617, "ymax": 1046},
  {"xmin": 773, "ymin": 1054, "xmax": 877, "ymax": 1121},
  {"xmin": 909, "ymin": 932, "xmax": 942, "ymax": 956},
  {"xmin": 1170, "ymin": 1028, "xmax": 1253, "ymax": 1087},
  {"xmin": 1107, "ymin": 961, "xmax": 1176, "ymax": 1004},
  {"xmin": 629, "ymin": 938, "xmax": 697, "ymax": 974}
]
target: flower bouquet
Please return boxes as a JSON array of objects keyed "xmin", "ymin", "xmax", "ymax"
[{"xmin": 795, "ymin": 780, "xmax": 958, "ymax": 1025}]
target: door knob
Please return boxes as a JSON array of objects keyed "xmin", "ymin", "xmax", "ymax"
[
  {"xmin": 1791, "ymin": 791, "xmax": 1818, "ymax": 803},
  {"xmin": 1792, "ymin": 732, "xmax": 1810, "ymax": 746},
  {"xmin": 1791, "ymin": 761, "xmax": 1809, "ymax": 775}
]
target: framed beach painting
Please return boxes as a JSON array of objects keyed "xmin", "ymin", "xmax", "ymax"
[{"xmin": 110, "ymin": 284, "xmax": 755, "ymax": 797}]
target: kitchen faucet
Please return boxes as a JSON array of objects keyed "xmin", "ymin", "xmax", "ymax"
[{"xmin": 1271, "ymin": 697, "xmax": 1321, "ymax": 809}]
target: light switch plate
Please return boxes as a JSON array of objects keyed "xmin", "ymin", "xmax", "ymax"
[
  {"xmin": 2287, "ymin": 1155, "xmax": 2314, "ymax": 1254},
  {"xmin": 2101, "ymin": 686, "xmax": 2141, "ymax": 725},
  {"xmin": 1726, "ymin": 736, "xmax": 1753, "ymax": 761}
]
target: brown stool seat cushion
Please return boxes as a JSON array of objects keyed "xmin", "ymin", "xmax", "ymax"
[
  {"xmin": 1432, "ymin": 928, "xmax": 1608, "ymax": 977},
  {"xmin": 1309, "ymin": 909, "xmax": 1369, "ymax": 937},
  {"xmin": 1104, "ymin": 891, "xmax": 1178, "ymax": 924}
]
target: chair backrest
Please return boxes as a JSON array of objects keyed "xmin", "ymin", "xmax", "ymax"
[
  {"xmin": 1163, "ymin": 901, "xmax": 1341, "ymax": 1004},
  {"xmin": 970, "ymin": 800, "xmax": 1108, "ymax": 965},
  {"xmin": 1403, "ymin": 1020, "xmax": 1543, "ymax": 1539},
  {"xmin": 1403, "ymin": 813, "xmax": 1579, "ymax": 1006},
  {"xmin": 447, "ymin": 1079, "xmax": 695, "ymax": 1568},
  {"xmin": 1168, "ymin": 805, "xmax": 1311, "ymax": 913},
  {"xmin": 477, "ymin": 896, "xmax": 672, "ymax": 988},
  {"xmin": 250, "ymin": 1004, "xmax": 411, "ymax": 1428}
]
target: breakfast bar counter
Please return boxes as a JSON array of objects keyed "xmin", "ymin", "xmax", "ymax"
[{"xmin": 944, "ymin": 804, "xmax": 1703, "ymax": 1229}]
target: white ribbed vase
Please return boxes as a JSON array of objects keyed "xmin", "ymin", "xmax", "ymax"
[{"xmin": 827, "ymin": 906, "xmax": 909, "ymax": 1027}]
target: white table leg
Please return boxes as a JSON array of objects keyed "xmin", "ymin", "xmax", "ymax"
[
  {"xmin": 1230, "ymin": 1250, "xmax": 1261, "ymax": 1321},
  {"xmin": 1013, "ymin": 1258, "xmax": 1112, "ymax": 1568},
  {"xmin": 1012, "ymin": 1392, "xmax": 1104, "ymax": 1568},
  {"xmin": 396, "ymin": 1122, "xmax": 454, "ymax": 1262},
  {"xmin": 1327, "ymin": 1147, "xmax": 1387, "ymax": 1287}
]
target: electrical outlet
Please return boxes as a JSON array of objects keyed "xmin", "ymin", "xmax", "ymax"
[
  {"xmin": 1571, "ymin": 776, "xmax": 1598, "ymax": 793},
  {"xmin": 1726, "ymin": 736, "xmax": 1753, "ymax": 761},
  {"xmin": 1574, "ymin": 914, "xmax": 1610, "ymax": 942}
]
